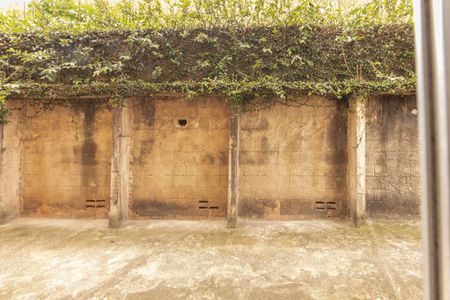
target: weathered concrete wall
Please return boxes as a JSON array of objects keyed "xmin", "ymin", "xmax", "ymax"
[
  {"xmin": 0, "ymin": 102, "xmax": 22, "ymax": 223},
  {"xmin": 365, "ymin": 95, "xmax": 420, "ymax": 215},
  {"xmin": 129, "ymin": 96, "xmax": 229, "ymax": 218},
  {"xmin": 0, "ymin": 94, "xmax": 420, "ymax": 221},
  {"xmin": 239, "ymin": 96, "xmax": 348, "ymax": 219},
  {"xmin": 18, "ymin": 101, "xmax": 112, "ymax": 218}
]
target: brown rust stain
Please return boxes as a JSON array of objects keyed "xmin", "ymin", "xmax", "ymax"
[
  {"xmin": 135, "ymin": 98, "xmax": 156, "ymax": 127},
  {"xmin": 134, "ymin": 137, "xmax": 155, "ymax": 164},
  {"xmin": 22, "ymin": 199, "xmax": 42, "ymax": 214},
  {"xmin": 132, "ymin": 199, "xmax": 225, "ymax": 218},
  {"xmin": 200, "ymin": 153, "xmax": 215, "ymax": 164},
  {"xmin": 132, "ymin": 200, "xmax": 192, "ymax": 217},
  {"xmin": 79, "ymin": 104, "xmax": 100, "ymax": 210},
  {"xmin": 241, "ymin": 117, "xmax": 269, "ymax": 131}
]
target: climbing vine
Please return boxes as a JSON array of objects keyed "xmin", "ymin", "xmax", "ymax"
[
  {"xmin": 0, "ymin": 0, "xmax": 415, "ymax": 123},
  {"xmin": 0, "ymin": 0, "xmax": 413, "ymax": 33}
]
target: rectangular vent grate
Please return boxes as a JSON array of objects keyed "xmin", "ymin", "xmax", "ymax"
[
  {"xmin": 198, "ymin": 200, "xmax": 219, "ymax": 210},
  {"xmin": 86, "ymin": 199, "xmax": 106, "ymax": 208},
  {"xmin": 314, "ymin": 201, "xmax": 337, "ymax": 211}
]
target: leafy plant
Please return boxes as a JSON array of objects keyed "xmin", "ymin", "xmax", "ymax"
[
  {"xmin": 0, "ymin": 0, "xmax": 414, "ymax": 124},
  {"xmin": 0, "ymin": 0, "xmax": 412, "ymax": 33}
]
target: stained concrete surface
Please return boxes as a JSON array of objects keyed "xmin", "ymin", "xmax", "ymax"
[{"xmin": 0, "ymin": 218, "xmax": 422, "ymax": 299}]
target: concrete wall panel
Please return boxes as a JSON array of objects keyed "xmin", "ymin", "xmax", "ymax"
[
  {"xmin": 365, "ymin": 95, "xmax": 420, "ymax": 215},
  {"xmin": 239, "ymin": 96, "xmax": 348, "ymax": 219},
  {"xmin": 130, "ymin": 96, "xmax": 229, "ymax": 218},
  {"xmin": 19, "ymin": 101, "xmax": 112, "ymax": 218},
  {"xmin": 0, "ymin": 102, "xmax": 22, "ymax": 222}
]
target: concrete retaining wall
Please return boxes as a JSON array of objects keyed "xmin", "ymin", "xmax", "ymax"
[
  {"xmin": 3, "ymin": 100, "xmax": 112, "ymax": 218},
  {"xmin": 0, "ymin": 94, "xmax": 420, "ymax": 224},
  {"xmin": 365, "ymin": 95, "xmax": 420, "ymax": 215},
  {"xmin": 239, "ymin": 96, "xmax": 348, "ymax": 219},
  {"xmin": 129, "ymin": 96, "xmax": 229, "ymax": 218}
]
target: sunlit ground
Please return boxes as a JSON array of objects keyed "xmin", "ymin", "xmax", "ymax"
[{"xmin": 0, "ymin": 217, "xmax": 422, "ymax": 299}]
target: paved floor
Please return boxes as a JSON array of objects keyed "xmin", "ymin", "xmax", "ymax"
[{"xmin": 0, "ymin": 218, "xmax": 422, "ymax": 299}]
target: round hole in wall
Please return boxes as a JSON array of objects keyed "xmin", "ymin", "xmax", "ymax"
[{"xmin": 178, "ymin": 119, "xmax": 188, "ymax": 127}]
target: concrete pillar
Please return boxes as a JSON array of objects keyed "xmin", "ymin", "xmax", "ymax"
[
  {"xmin": 109, "ymin": 99, "xmax": 132, "ymax": 228},
  {"xmin": 347, "ymin": 96, "xmax": 366, "ymax": 226},
  {"xmin": 0, "ymin": 123, "xmax": 5, "ymax": 223},
  {"xmin": 0, "ymin": 104, "xmax": 21, "ymax": 224},
  {"xmin": 227, "ymin": 109, "xmax": 240, "ymax": 228}
]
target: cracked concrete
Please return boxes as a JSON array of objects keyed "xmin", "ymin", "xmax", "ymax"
[{"xmin": 0, "ymin": 218, "xmax": 422, "ymax": 299}]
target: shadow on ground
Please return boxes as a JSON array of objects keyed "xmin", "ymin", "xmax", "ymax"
[{"xmin": 0, "ymin": 218, "xmax": 422, "ymax": 299}]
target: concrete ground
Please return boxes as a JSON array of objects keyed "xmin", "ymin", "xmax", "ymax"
[{"xmin": 0, "ymin": 218, "xmax": 422, "ymax": 300}]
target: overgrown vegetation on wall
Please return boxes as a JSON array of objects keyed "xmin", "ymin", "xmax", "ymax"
[
  {"xmin": 0, "ymin": 0, "xmax": 413, "ymax": 33},
  {"xmin": 0, "ymin": 0, "xmax": 415, "ymax": 123}
]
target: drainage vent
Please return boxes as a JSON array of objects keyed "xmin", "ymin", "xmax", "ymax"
[
  {"xmin": 198, "ymin": 200, "xmax": 219, "ymax": 210},
  {"xmin": 198, "ymin": 200, "xmax": 208, "ymax": 209},
  {"xmin": 178, "ymin": 119, "xmax": 187, "ymax": 127},
  {"xmin": 314, "ymin": 201, "xmax": 337, "ymax": 211},
  {"xmin": 86, "ymin": 199, "xmax": 106, "ymax": 208}
]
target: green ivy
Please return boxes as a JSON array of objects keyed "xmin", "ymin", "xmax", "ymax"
[
  {"xmin": 0, "ymin": 26, "xmax": 414, "ymax": 88},
  {"xmin": 0, "ymin": 0, "xmax": 415, "ymax": 123},
  {"xmin": 0, "ymin": 0, "xmax": 413, "ymax": 34}
]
